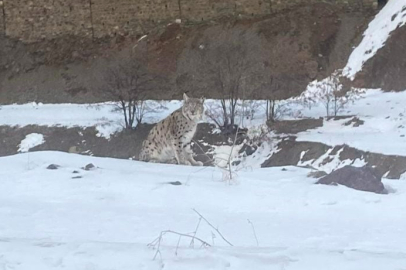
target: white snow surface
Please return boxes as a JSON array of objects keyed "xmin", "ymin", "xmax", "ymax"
[
  {"xmin": 344, "ymin": 0, "xmax": 406, "ymax": 79},
  {"xmin": 0, "ymin": 101, "xmax": 182, "ymax": 139},
  {"xmin": 296, "ymin": 89, "xmax": 406, "ymax": 156},
  {"xmin": 1, "ymin": 151, "xmax": 406, "ymax": 270},
  {"xmin": 18, "ymin": 133, "xmax": 45, "ymax": 153}
]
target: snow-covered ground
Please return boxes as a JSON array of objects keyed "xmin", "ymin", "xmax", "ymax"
[
  {"xmin": 0, "ymin": 101, "xmax": 182, "ymax": 139},
  {"xmin": 3, "ymin": 88, "xmax": 406, "ymax": 156},
  {"xmin": 1, "ymin": 151, "xmax": 406, "ymax": 270},
  {"xmin": 296, "ymin": 89, "xmax": 406, "ymax": 156}
]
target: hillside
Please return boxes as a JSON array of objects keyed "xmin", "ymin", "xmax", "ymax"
[{"xmin": 0, "ymin": 3, "xmax": 375, "ymax": 103}]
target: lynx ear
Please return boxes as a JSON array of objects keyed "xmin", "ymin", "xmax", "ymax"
[
  {"xmin": 200, "ymin": 96, "xmax": 205, "ymax": 103},
  {"xmin": 183, "ymin": 93, "xmax": 189, "ymax": 102}
]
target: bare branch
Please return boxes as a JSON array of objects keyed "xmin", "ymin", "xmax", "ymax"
[
  {"xmin": 192, "ymin": 209, "xmax": 233, "ymax": 246},
  {"xmin": 99, "ymin": 58, "xmax": 160, "ymax": 129},
  {"xmin": 148, "ymin": 229, "xmax": 211, "ymax": 260}
]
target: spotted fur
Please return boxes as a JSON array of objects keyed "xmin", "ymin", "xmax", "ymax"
[{"xmin": 139, "ymin": 93, "xmax": 204, "ymax": 166}]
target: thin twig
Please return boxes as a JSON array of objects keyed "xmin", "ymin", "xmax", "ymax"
[
  {"xmin": 175, "ymin": 235, "xmax": 182, "ymax": 256},
  {"xmin": 148, "ymin": 229, "xmax": 211, "ymax": 260},
  {"xmin": 152, "ymin": 231, "xmax": 164, "ymax": 260},
  {"xmin": 192, "ymin": 209, "xmax": 233, "ymax": 246},
  {"xmin": 189, "ymin": 217, "xmax": 202, "ymax": 248},
  {"xmin": 247, "ymin": 219, "xmax": 259, "ymax": 247}
]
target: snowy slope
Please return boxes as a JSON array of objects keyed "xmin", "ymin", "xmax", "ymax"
[
  {"xmin": 344, "ymin": 0, "xmax": 406, "ymax": 79},
  {"xmin": 1, "ymin": 152, "xmax": 406, "ymax": 270},
  {"xmin": 296, "ymin": 89, "xmax": 406, "ymax": 156}
]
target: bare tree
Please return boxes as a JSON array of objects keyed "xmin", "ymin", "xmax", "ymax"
[
  {"xmin": 262, "ymin": 75, "xmax": 282, "ymax": 122},
  {"xmin": 258, "ymin": 73, "xmax": 300, "ymax": 122},
  {"xmin": 101, "ymin": 59, "xmax": 155, "ymax": 129},
  {"xmin": 203, "ymin": 43, "xmax": 254, "ymax": 133},
  {"xmin": 302, "ymin": 70, "xmax": 350, "ymax": 117}
]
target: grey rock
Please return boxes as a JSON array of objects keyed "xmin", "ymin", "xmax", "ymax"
[
  {"xmin": 316, "ymin": 166, "xmax": 387, "ymax": 194},
  {"xmin": 167, "ymin": 181, "xmax": 182, "ymax": 186},
  {"xmin": 47, "ymin": 164, "xmax": 60, "ymax": 170},
  {"xmin": 83, "ymin": 163, "xmax": 96, "ymax": 171}
]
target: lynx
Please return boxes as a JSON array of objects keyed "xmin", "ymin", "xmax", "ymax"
[{"xmin": 139, "ymin": 93, "xmax": 204, "ymax": 166}]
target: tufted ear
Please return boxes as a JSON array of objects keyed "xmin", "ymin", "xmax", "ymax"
[
  {"xmin": 183, "ymin": 93, "xmax": 189, "ymax": 102},
  {"xmin": 200, "ymin": 96, "xmax": 205, "ymax": 103}
]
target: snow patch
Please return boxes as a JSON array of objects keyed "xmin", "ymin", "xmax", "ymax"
[
  {"xmin": 212, "ymin": 144, "xmax": 244, "ymax": 168},
  {"xmin": 18, "ymin": 133, "xmax": 45, "ymax": 153}
]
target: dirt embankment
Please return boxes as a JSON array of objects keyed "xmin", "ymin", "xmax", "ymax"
[
  {"xmin": 0, "ymin": 3, "xmax": 374, "ymax": 104},
  {"xmin": 353, "ymin": 25, "xmax": 406, "ymax": 91},
  {"xmin": 0, "ymin": 123, "xmax": 244, "ymax": 164},
  {"xmin": 3, "ymin": 119, "xmax": 406, "ymax": 179},
  {"xmin": 262, "ymin": 137, "xmax": 406, "ymax": 179}
]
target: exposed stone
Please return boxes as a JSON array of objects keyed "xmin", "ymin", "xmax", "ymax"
[
  {"xmin": 344, "ymin": 117, "xmax": 365, "ymax": 127},
  {"xmin": 167, "ymin": 181, "xmax": 182, "ymax": 185},
  {"xmin": 316, "ymin": 166, "xmax": 387, "ymax": 194},
  {"xmin": 262, "ymin": 137, "xmax": 406, "ymax": 179},
  {"xmin": 83, "ymin": 163, "xmax": 96, "ymax": 171},
  {"xmin": 353, "ymin": 23, "xmax": 406, "ymax": 91},
  {"xmin": 47, "ymin": 164, "xmax": 60, "ymax": 170}
]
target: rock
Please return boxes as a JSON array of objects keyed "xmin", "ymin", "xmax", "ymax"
[
  {"xmin": 167, "ymin": 181, "xmax": 182, "ymax": 185},
  {"xmin": 47, "ymin": 164, "xmax": 60, "ymax": 170},
  {"xmin": 344, "ymin": 117, "xmax": 364, "ymax": 127},
  {"xmin": 316, "ymin": 166, "xmax": 387, "ymax": 194},
  {"xmin": 72, "ymin": 170, "xmax": 80, "ymax": 174},
  {"xmin": 239, "ymin": 144, "xmax": 257, "ymax": 156},
  {"xmin": 83, "ymin": 163, "xmax": 96, "ymax": 171}
]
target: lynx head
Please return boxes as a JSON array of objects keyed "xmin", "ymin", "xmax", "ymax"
[{"xmin": 182, "ymin": 93, "xmax": 205, "ymax": 121}]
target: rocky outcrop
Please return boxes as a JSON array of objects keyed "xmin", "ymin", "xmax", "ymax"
[
  {"xmin": 316, "ymin": 166, "xmax": 387, "ymax": 194},
  {"xmin": 353, "ymin": 25, "xmax": 406, "ymax": 91},
  {"xmin": 262, "ymin": 137, "xmax": 406, "ymax": 179}
]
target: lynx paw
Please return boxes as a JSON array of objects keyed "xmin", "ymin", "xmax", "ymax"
[{"xmin": 192, "ymin": 161, "xmax": 204, "ymax": 166}]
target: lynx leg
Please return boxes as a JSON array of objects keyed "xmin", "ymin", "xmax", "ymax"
[
  {"xmin": 183, "ymin": 143, "xmax": 203, "ymax": 166},
  {"xmin": 174, "ymin": 141, "xmax": 191, "ymax": 165}
]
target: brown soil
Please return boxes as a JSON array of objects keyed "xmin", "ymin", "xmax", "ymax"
[
  {"xmin": 0, "ymin": 124, "xmax": 153, "ymax": 159},
  {"xmin": 269, "ymin": 118, "xmax": 323, "ymax": 134},
  {"xmin": 0, "ymin": 3, "xmax": 373, "ymax": 104},
  {"xmin": 353, "ymin": 25, "xmax": 406, "ymax": 91}
]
